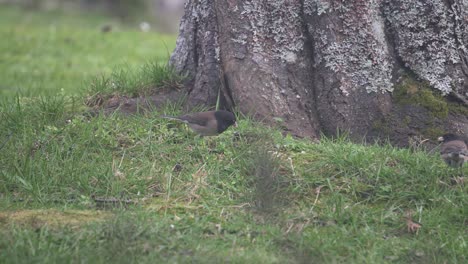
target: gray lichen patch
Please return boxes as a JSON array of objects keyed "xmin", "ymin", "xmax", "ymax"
[
  {"xmin": 241, "ymin": 0, "xmax": 304, "ymax": 63},
  {"xmin": 191, "ymin": 0, "xmax": 211, "ymax": 20},
  {"xmin": 383, "ymin": 0, "xmax": 468, "ymax": 97},
  {"xmin": 307, "ymin": 0, "xmax": 394, "ymax": 94},
  {"xmin": 170, "ymin": 0, "xmax": 217, "ymax": 74},
  {"xmin": 304, "ymin": 0, "xmax": 330, "ymax": 16},
  {"xmin": 170, "ymin": 9, "xmax": 193, "ymax": 73}
]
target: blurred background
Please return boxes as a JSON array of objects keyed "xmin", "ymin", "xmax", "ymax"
[
  {"xmin": 0, "ymin": 0, "xmax": 185, "ymax": 97},
  {"xmin": 0, "ymin": 0, "xmax": 185, "ymax": 33}
]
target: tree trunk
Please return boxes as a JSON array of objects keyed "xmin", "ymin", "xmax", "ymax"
[{"xmin": 170, "ymin": 0, "xmax": 468, "ymax": 142}]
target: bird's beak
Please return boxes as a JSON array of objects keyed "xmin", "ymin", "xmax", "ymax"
[
  {"xmin": 233, "ymin": 122, "xmax": 238, "ymax": 128},
  {"xmin": 437, "ymin": 136, "xmax": 444, "ymax": 142}
]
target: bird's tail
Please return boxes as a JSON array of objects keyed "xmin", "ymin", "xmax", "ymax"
[{"xmin": 161, "ymin": 116, "xmax": 186, "ymax": 123}]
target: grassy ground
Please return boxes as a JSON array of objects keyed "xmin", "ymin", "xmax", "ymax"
[{"xmin": 0, "ymin": 6, "xmax": 467, "ymax": 264}]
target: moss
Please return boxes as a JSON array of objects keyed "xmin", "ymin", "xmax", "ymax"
[
  {"xmin": 393, "ymin": 75, "xmax": 448, "ymax": 119},
  {"xmin": 423, "ymin": 127, "xmax": 445, "ymax": 140},
  {"xmin": 448, "ymin": 102, "xmax": 468, "ymax": 116},
  {"xmin": 403, "ymin": 115, "xmax": 411, "ymax": 126},
  {"xmin": 372, "ymin": 118, "xmax": 391, "ymax": 136},
  {"xmin": 418, "ymin": 90, "xmax": 448, "ymax": 118}
]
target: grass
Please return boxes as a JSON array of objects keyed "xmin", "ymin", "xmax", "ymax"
[
  {"xmin": 0, "ymin": 5, "xmax": 467, "ymax": 264},
  {"xmin": 86, "ymin": 61, "xmax": 184, "ymax": 103}
]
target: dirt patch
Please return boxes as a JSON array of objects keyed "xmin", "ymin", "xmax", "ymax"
[{"xmin": 0, "ymin": 209, "xmax": 111, "ymax": 230}]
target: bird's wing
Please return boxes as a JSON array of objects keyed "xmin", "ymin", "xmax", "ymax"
[
  {"xmin": 441, "ymin": 140, "xmax": 468, "ymax": 154},
  {"xmin": 177, "ymin": 112, "xmax": 214, "ymax": 126}
]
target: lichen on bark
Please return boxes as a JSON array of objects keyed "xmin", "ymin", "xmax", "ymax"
[
  {"xmin": 241, "ymin": 0, "xmax": 304, "ymax": 63},
  {"xmin": 306, "ymin": 0, "xmax": 394, "ymax": 95},
  {"xmin": 169, "ymin": 0, "xmax": 222, "ymax": 107},
  {"xmin": 383, "ymin": 0, "xmax": 468, "ymax": 99}
]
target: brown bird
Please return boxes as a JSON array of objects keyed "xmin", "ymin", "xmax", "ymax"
[
  {"xmin": 101, "ymin": 24, "xmax": 112, "ymax": 33},
  {"xmin": 438, "ymin": 133, "xmax": 468, "ymax": 176},
  {"xmin": 162, "ymin": 110, "xmax": 237, "ymax": 136}
]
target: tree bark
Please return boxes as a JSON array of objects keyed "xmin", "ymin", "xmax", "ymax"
[{"xmin": 170, "ymin": 0, "xmax": 468, "ymax": 142}]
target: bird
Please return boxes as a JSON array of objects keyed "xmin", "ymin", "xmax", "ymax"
[
  {"xmin": 438, "ymin": 133, "xmax": 468, "ymax": 176},
  {"xmin": 100, "ymin": 24, "xmax": 112, "ymax": 33},
  {"xmin": 162, "ymin": 110, "xmax": 237, "ymax": 136}
]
